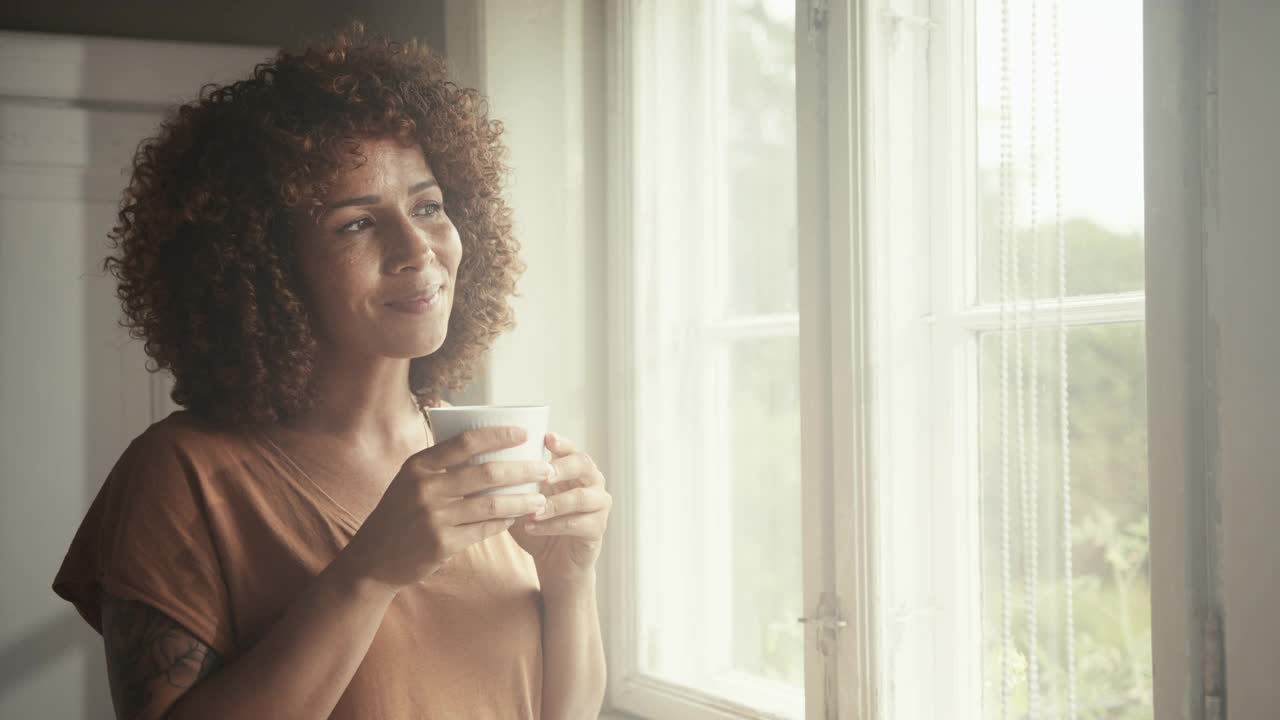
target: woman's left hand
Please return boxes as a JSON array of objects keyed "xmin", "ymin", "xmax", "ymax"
[{"xmin": 509, "ymin": 433, "xmax": 612, "ymax": 588}]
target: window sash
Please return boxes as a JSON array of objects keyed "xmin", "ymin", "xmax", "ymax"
[
  {"xmin": 796, "ymin": 0, "xmax": 877, "ymax": 716},
  {"xmin": 604, "ymin": 1, "xmax": 812, "ymax": 717},
  {"xmin": 865, "ymin": 0, "xmax": 1151, "ymax": 717},
  {"xmin": 606, "ymin": 0, "xmax": 1157, "ymax": 718},
  {"xmin": 862, "ymin": 0, "xmax": 969, "ymax": 714}
]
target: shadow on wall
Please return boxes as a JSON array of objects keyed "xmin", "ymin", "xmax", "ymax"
[
  {"xmin": 0, "ymin": 612, "xmax": 102, "ymax": 707},
  {"xmin": 75, "ymin": 37, "xmax": 135, "ymax": 719}
]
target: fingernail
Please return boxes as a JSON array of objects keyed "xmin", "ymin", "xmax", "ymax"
[
  {"xmin": 505, "ymin": 518, "xmax": 516, "ymax": 527},
  {"xmin": 525, "ymin": 521, "xmax": 538, "ymax": 532},
  {"xmin": 537, "ymin": 462, "xmax": 553, "ymax": 478},
  {"xmin": 535, "ymin": 506, "xmax": 550, "ymax": 519}
]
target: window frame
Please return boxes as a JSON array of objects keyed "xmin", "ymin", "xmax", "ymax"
[
  {"xmin": 863, "ymin": 0, "xmax": 1154, "ymax": 716},
  {"xmin": 602, "ymin": 0, "xmax": 1210, "ymax": 718},
  {"xmin": 603, "ymin": 0, "xmax": 877, "ymax": 717},
  {"xmin": 603, "ymin": 1, "xmax": 812, "ymax": 718}
]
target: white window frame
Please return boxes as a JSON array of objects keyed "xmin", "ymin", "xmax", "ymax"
[
  {"xmin": 1143, "ymin": 1, "xmax": 1221, "ymax": 717},
  {"xmin": 794, "ymin": 0, "xmax": 879, "ymax": 717},
  {"xmin": 603, "ymin": 1, "xmax": 812, "ymax": 718},
  {"xmin": 601, "ymin": 0, "xmax": 1217, "ymax": 718},
  {"xmin": 866, "ymin": 2, "xmax": 1151, "ymax": 717},
  {"xmin": 599, "ymin": 0, "xmax": 883, "ymax": 717}
]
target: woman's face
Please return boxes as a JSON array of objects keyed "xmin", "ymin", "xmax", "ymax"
[{"xmin": 292, "ymin": 137, "xmax": 462, "ymax": 361}]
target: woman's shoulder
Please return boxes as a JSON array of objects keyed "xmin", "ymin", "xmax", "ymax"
[
  {"xmin": 138, "ymin": 408, "xmax": 252, "ymax": 446},
  {"xmin": 115, "ymin": 410, "xmax": 256, "ymax": 481},
  {"xmin": 56, "ymin": 411, "xmax": 242, "ymax": 658}
]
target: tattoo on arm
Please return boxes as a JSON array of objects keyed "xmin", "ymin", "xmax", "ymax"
[{"xmin": 102, "ymin": 592, "xmax": 222, "ymax": 719}]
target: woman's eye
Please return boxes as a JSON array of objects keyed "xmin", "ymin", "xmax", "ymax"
[
  {"xmin": 339, "ymin": 217, "xmax": 372, "ymax": 233},
  {"xmin": 337, "ymin": 203, "xmax": 439, "ymax": 233},
  {"xmin": 414, "ymin": 202, "xmax": 443, "ymax": 218}
]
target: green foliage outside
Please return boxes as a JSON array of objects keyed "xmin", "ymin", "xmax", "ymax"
[
  {"xmin": 976, "ymin": 162, "xmax": 1151, "ymax": 718},
  {"xmin": 978, "ymin": 316, "xmax": 1152, "ymax": 720}
]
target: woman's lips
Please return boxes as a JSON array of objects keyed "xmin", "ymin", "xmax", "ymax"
[{"xmin": 385, "ymin": 287, "xmax": 443, "ymax": 314}]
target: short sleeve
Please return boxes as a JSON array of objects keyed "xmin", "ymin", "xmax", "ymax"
[{"xmin": 52, "ymin": 421, "xmax": 235, "ymax": 656}]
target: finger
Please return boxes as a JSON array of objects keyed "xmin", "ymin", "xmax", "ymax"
[
  {"xmin": 533, "ymin": 486, "xmax": 610, "ymax": 521},
  {"xmin": 544, "ymin": 452, "xmax": 601, "ymax": 494},
  {"xmin": 521, "ymin": 511, "xmax": 608, "ymax": 537},
  {"xmin": 448, "ymin": 491, "xmax": 548, "ymax": 526},
  {"xmin": 455, "ymin": 516, "xmax": 519, "ymax": 547},
  {"xmin": 414, "ymin": 426, "xmax": 527, "ymax": 470},
  {"xmin": 545, "ymin": 432, "xmax": 577, "ymax": 457},
  {"xmin": 443, "ymin": 460, "xmax": 554, "ymax": 498}
]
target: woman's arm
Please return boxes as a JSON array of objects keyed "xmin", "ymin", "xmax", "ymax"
[
  {"xmin": 540, "ymin": 573, "xmax": 607, "ymax": 720},
  {"xmin": 101, "ymin": 594, "xmax": 224, "ymax": 717},
  {"xmin": 103, "ymin": 549, "xmax": 396, "ymax": 720}
]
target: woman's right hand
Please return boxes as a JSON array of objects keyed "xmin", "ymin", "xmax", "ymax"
[{"xmin": 337, "ymin": 426, "xmax": 551, "ymax": 594}]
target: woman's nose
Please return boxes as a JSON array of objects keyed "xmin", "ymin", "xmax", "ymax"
[{"xmin": 387, "ymin": 212, "xmax": 435, "ymax": 272}]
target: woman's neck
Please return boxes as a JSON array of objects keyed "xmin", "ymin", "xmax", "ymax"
[{"xmin": 282, "ymin": 352, "xmax": 425, "ymax": 454}]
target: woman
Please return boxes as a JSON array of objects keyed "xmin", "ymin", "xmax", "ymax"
[{"xmin": 52, "ymin": 23, "xmax": 610, "ymax": 719}]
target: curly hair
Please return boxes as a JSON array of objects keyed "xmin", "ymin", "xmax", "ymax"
[{"xmin": 104, "ymin": 21, "xmax": 522, "ymax": 428}]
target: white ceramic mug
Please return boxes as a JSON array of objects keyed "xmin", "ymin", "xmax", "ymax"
[{"xmin": 426, "ymin": 404, "xmax": 550, "ymax": 498}]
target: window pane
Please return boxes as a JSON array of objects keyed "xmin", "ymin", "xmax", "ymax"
[
  {"xmin": 634, "ymin": 332, "xmax": 803, "ymax": 716},
  {"xmin": 632, "ymin": 2, "xmax": 802, "ymax": 714},
  {"xmin": 975, "ymin": 0, "xmax": 1145, "ymax": 301},
  {"xmin": 978, "ymin": 323, "xmax": 1152, "ymax": 719},
  {"xmin": 728, "ymin": 337, "xmax": 803, "ymax": 686},
  {"xmin": 723, "ymin": 0, "xmax": 798, "ymax": 316}
]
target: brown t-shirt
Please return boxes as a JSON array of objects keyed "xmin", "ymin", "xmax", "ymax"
[{"xmin": 52, "ymin": 411, "xmax": 544, "ymax": 718}]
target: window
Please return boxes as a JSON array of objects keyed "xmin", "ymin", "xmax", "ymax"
[
  {"xmin": 605, "ymin": 0, "xmax": 805, "ymax": 717},
  {"xmin": 865, "ymin": 0, "xmax": 1149, "ymax": 718},
  {"xmin": 604, "ymin": 1, "xmax": 1151, "ymax": 718}
]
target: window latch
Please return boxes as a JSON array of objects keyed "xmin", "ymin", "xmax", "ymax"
[
  {"xmin": 798, "ymin": 592, "xmax": 848, "ymax": 631},
  {"xmin": 797, "ymin": 615, "xmax": 848, "ymax": 630}
]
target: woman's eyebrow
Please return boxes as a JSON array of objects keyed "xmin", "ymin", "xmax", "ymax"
[
  {"xmin": 324, "ymin": 179, "xmax": 440, "ymax": 212},
  {"xmin": 408, "ymin": 179, "xmax": 438, "ymax": 195}
]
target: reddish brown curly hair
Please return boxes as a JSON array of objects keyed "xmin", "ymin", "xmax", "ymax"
[{"xmin": 105, "ymin": 22, "xmax": 522, "ymax": 428}]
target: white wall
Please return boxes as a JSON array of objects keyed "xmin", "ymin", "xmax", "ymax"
[{"xmin": 1210, "ymin": 2, "xmax": 1280, "ymax": 717}]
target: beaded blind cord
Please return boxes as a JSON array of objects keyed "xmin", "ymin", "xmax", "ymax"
[
  {"xmin": 999, "ymin": 1, "xmax": 1074, "ymax": 718},
  {"xmin": 1026, "ymin": 0, "xmax": 1042, "ymax": 713},
  {"xmin": 1053, "ymin": 0, "xmax": 1079, "ymax": 714},
  {"xmin": 998, "ymin": 0, "xmax": 1014, "ymax": 717}
]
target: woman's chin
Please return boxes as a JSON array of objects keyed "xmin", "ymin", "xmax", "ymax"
[
  {"xmin": 373, "ymin": 318, "xmax": 449, "ymax": 359},
  {"xmin": 390, "ymin": 333, "xmax": 447, "ymax": 359}
]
